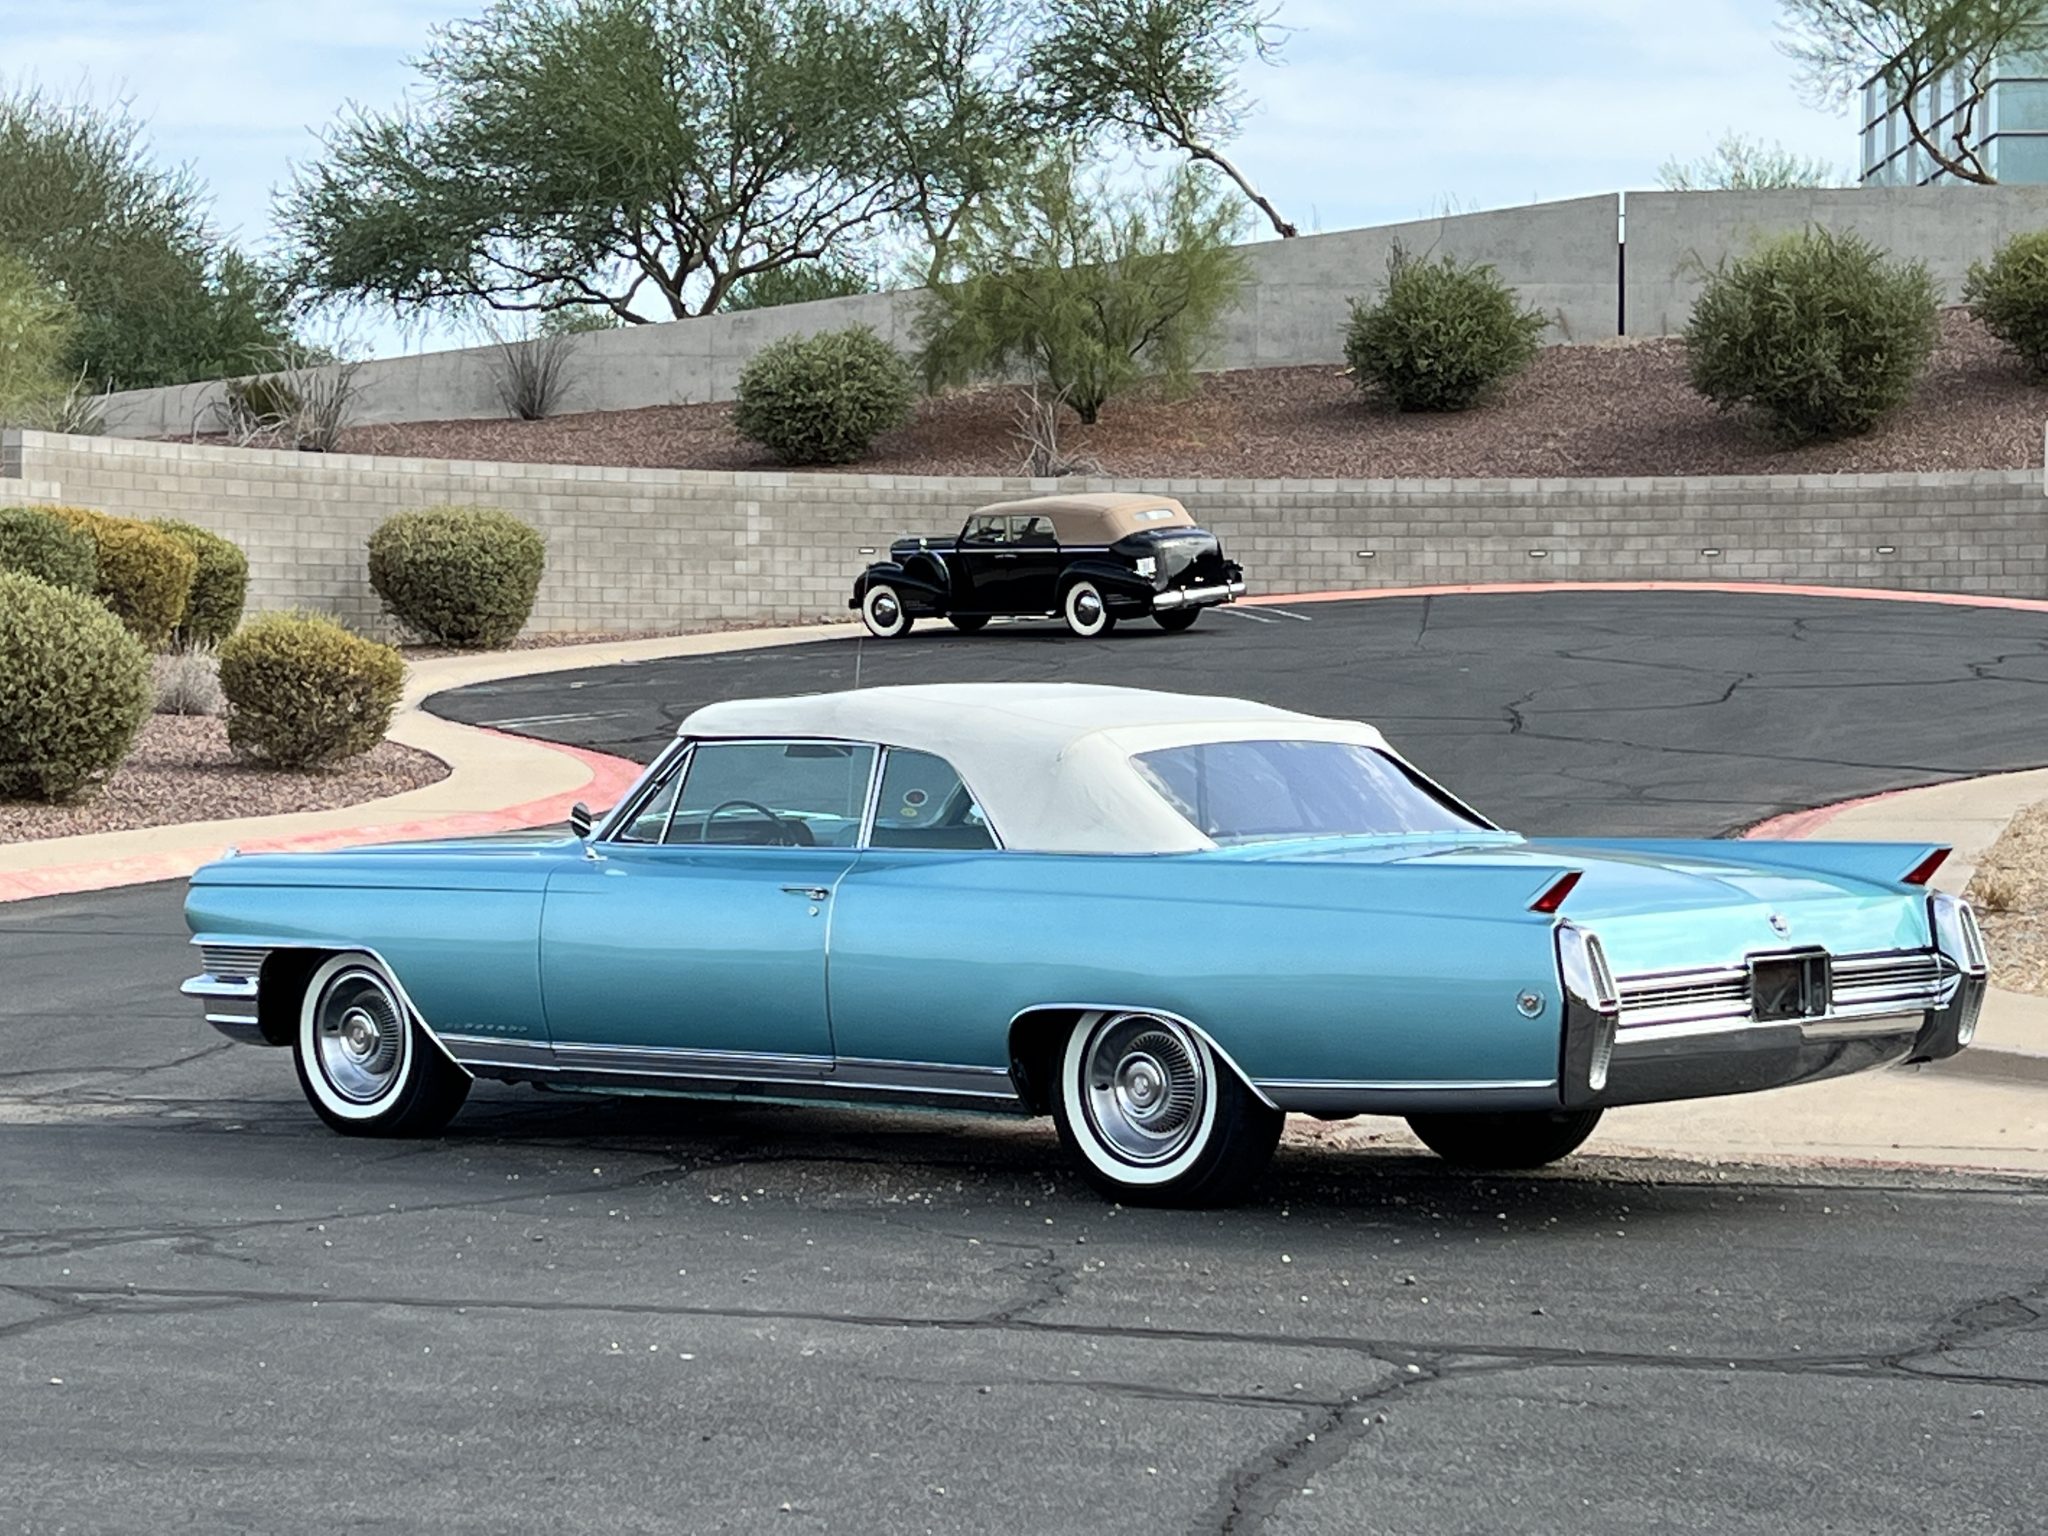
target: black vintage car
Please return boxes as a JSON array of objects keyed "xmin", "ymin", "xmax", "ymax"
[{"xmin": 849, "ymin": 493, "xmax": 1247, "ymax": 638}]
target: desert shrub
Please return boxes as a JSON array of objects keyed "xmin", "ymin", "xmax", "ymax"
[
  {"xmin": 0, "ymin": 505, "xmax": 97, "ymax": 593},
  {"xmin": 0, "ymin": 568, "xmax": 150, "ymax": 801},
  {"xmin": 1964, "ymin": 230, "xmax": 2048, "ymax": 377},
  {"xmin": 734, "ymin": 326, "xmax": 916, "ymax": 465},
  {"xmin": 150, "ymin": 643, "xmax": 224, "ymax": 716},
  {"xmin": 367, "ymin": 505, "xmax": 546, "ymax": 648},
  {"xmin": 153, "ymin": 520, "xmax": 248, "ymax": 646},
  {"xmin": 1685, "ymin": 227, "xmax": 1938, "ymax": 443},
  {"xmin": 1344, "ymin": 246, "xmax": 1548, "ymax": 412},
  {"xmin": 488, "ymin": 330, "xmax": 576, "ymax": 420},
  {"xmin": 217, "ymin": 612, "xmax": 403, "ymax": 767},
  {"xmin": 44, "ymin": 505, "xmax": 195, "ymax": 646}
]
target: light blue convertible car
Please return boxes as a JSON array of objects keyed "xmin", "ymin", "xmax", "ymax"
[{"xmin": 183, "ymin": 684, "xmax": 1987, "ymax": 1205}]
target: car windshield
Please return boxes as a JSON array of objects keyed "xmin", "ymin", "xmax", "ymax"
[{"xmin": 1131, "ymin": 739, "xmax": 1487, "ymax": 845}]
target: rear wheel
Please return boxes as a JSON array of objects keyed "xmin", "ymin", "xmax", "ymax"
[
  {"xmin": 860, "ymin": 582, "xmax": 915, "ymax": 638},
  {"xmin": 294, "ymin": 954, "xmax": 470, "ymax": 1137},
  {"xmin": 947, "ymin": 614, "xmax": 990, "ymax": 634},
  {"xmin": 1154, "ymin": 607, "xmax": 1200, "ymax": 632},
  {"xmin": 1052, "ymin": 1011, "xmax": 1281, "ymax": 1206},
  {"xmin": 1405, "ymin": 1108, "xmax": 1603, "ymax": 1169},
  {"xmin": 1062, "ymin": 580, "xmax": 1116, "ymax": 638}
]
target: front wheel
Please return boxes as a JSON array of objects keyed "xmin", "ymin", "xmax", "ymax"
[
  {"xmin": 294, "ymin": 954, "xmax": 471, "ymax": 1137},
  {"xmin": 1154, "ymin": 607, "xmax": 1200, "ymax": 633},
  {"xmin": 1052, "ymin": 1011, "xmax": 1281, "ymax": 1206},
  {"xmin": 860, "ymin": 582, "xmax": 915, "ymax": 638},
  {"xmin": 1062, "ymin": 580, "xmax": 1117, "ymax": 638},
  {"xmin": 1405, "ymin": 1108, "xmax": 1604, "ymax": 1169}
]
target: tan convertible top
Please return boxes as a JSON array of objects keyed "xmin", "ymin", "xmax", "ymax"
[{"xmin": 973, "ymin": 492, "xmax": 1196, "ymax": 545}]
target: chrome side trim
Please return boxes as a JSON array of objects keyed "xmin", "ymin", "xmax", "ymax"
[
  {"xmin": 436, "ymin": 1035, "xmax": 1024, "ymax": 1107},
  {"xmin": 1260, "ymin": 1080, "xmax": 1563, "ymax": 1115},
  {"xmin": 1004, "ymin": 1002, "xmax": 1281, "ymax": 1111}
]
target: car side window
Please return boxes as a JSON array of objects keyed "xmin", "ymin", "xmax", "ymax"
[
  {"xmin": 663, "ymin": 741, "xmax": 877, "ymax": 847},
  {"xmin": 869, "ymin": 749, "xmax": 998, "ymax": 851},
  {"xmin": 1009, "ymin": 515, "xmax": 1055, "ymax": 547},
  {"xmin": 961, "ymin": 514, "xmax": 1009, "ymax": 546}
]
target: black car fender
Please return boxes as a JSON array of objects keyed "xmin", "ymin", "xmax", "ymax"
[
  {"xmin": 852, "ymin": 559, "xmax": 950, "ymax": 613},
  {"xmin": 1057, "ymin": 558, "xmax": 1156, "ymax": 609}
]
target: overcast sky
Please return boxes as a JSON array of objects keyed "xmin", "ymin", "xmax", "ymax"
[{"xmin": 2, "ymin": 0, "xmax": 1853, "ymax": 354}]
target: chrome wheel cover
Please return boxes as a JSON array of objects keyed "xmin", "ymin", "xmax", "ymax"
[
  {"xmin": 863, "ymin": 586, "xmax": 903, "ymax": 634},
  {"xmin": 1080, "ymin": 1014, "xmax": 1208, "ymax": 1166},
  {"xmin": 314, "ymin": 968, "xmax": 407, "ymax": 1104},
  {"xmin": 1067, "ymin": 584, "xmax": 1106, "ymax": 632}
]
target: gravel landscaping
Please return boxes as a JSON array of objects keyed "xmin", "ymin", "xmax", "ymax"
[
  {"xmin": 1968, "ymin": 802, "xmax": 2048, "ymax": 997},
  {"xmin": 0, "ymin": 717, "xmax": 448, "ymax": 845},
  {"xmin": 331, "ymin": 310, "xmax": 2044, "ymax": 481}
]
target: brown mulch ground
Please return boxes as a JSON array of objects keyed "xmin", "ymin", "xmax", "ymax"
[
  {"xmin": 330, "ymin": 310, "xmax": 2044, "ymax": 480},
  {"xmin": 1968, "ymin": 802, "xmax": 2048, "ymax": 997},
  {"xmin": 0, "ymin": 717, "xmax": 449, "ymax": 845}
]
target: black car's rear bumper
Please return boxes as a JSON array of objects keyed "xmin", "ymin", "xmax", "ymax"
[{"xmin": 1152, "ymin": 580, "xmax": 1247, "ymax": 611}]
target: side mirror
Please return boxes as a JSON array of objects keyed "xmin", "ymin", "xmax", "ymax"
[{"xmin": 568, "ymin": 802, "xmax": 594, "ymax": 840}]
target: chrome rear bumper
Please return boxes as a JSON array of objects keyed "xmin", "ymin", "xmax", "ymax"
[
  {"xmin": 1152, "ymin": 581, "xmax": 1246, "ymax": 611},
  {"xmin": 1568, "ymin": 895, "xmax": 1988, "ymax": 1108}
]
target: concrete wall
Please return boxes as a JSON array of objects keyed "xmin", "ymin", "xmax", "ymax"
[
  {"xmin": 95, "ymin": 196, "xmax": 1623, "ymax": 440},
  {"xmin": 4, "ymin": 430, "xmax": 2042, "ymax": 639},
  {"xmin": 1623, "ymin": 184, "xmax": 2048, "ymax": 337}
]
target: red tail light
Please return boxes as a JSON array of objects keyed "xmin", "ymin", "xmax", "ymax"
[
  {"xmin": 1530, "ymin": 870, "xmax": 1583, "ymax": 914},
  {"xmin": 1901, "ymin": 849, "xmax": 1950, "ymax": 886}
]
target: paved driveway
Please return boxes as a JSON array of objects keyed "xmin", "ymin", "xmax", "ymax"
[
  {"xmin": 6, "ymin": 589, "xmax": 2048, "ymax": 1531},
  {"xmin": 431, "ymin": 589, "xmax": 2048, "ymax": 835}
]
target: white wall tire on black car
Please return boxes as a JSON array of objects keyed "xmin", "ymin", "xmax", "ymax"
[
  {"xmin": 861, "ymin": 582, "xmax": 915, "ymax": 638},
  {"xmin": 1052, "ymin": 1010, "xmax": 1281, "ymax": 1206},
  {"xmin": 294, "ymin": 953, "xmax": 470, "ymax": 1137},
  {"xmin": 1062, "ymin": 580, "xmax": 1116, "ymax": 637}
]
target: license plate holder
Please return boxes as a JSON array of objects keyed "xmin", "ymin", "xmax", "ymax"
[{"xmin": 1749, "ymin": 950, "xmax": 1831, "ymax": 1022}]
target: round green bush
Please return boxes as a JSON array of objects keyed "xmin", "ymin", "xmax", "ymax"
[
  {"xmin": 1965, "ymin": 230, "xmax": 2048, "ymax": 377},
  {"xmin": 154, "ymin": 520, "xmax": 249, "ymax": 647},
  {"xmin": 45, "ymin": 506, "xmax": 196, "ymax": 647},
  {"xmin": 1344, "ymin": 247, "xmax": 1548, "ymax": 412},
  {"xmin": 733, "ymin": 325, "xmax": 915, "ymax": 465},
  {"xmin": 218, "ymin": 612, "xmax": 404, "ymax": 768},
  {"xmin": 0, "ymin": 569, "xmax": 151, "ymax": 802},
  {"xmin": 1685, "ymin": 227, "xmax": 1938, "ymax": 444},
  {"xmin": 0, "ymin": 506, "xmax": 98, "ymax": 594},
  {"xmin": 367, "ymin": 505, "xmax": 546, "ymax": 649}
]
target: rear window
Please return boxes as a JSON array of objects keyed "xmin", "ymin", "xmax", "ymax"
[{"xmin": 1132, "ymin": 739, "xmax": 1484, "ymax": 845}]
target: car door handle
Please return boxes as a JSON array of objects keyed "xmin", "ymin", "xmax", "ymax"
[
  {"xmin": 782, "ymin": 885, "xmax": 831, "ymax": 901},
  {"xmin": 992, "ymin": 552, "xmax": 1017, "ymax": 560}
]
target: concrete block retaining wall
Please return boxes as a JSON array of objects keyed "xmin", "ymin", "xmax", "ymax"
[
  {"xmin": 3, "ymin": 431, "xmax": 2042, "ymax": 638},
  {"xmin": 94, "ymin": 184, "xmax": 2048, "ymax": 442}
]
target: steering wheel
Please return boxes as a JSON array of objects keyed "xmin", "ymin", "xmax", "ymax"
[{"xmin": 702, "ymin": 798, "xmax": 805, "ymax": 846}]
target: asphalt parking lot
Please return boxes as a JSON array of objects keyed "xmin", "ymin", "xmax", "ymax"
[
  {"xmin": 433, "ymin": 589, "xmax": 2048, "ymax": 835},
  {"xmin": 6, "ymin": 590, "xmax": 2048, "ymax": 1532}
]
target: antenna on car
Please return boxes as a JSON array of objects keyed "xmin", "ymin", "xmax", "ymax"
[{"xmin": 853, "ymin": 631, "xmax": 864, "ymax": 691}]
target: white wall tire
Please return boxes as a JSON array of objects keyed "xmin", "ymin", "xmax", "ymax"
[
  {"xmin": 1062, "ymin": 580, "xmax": 1116, "ymax": 637},
  {"xmin": 861, "ymin": 582, "xmax": 914, "ymax": 638},
  {"xmin": 1051, "ymin": 1011, "xmax": 1280, "ymax": 1206},
  {"xmin": 294, "ymin": 953, "xmax": 470, "ymax": 1137}
]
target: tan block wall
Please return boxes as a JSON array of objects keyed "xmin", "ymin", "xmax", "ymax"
[{"xmin": 3, "ymin": 430, "xmax": 2044, "ymax": 639}]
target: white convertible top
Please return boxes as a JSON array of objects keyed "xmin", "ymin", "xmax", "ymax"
[{"xmin": 676, "ymin": 683, "xmax": 1396, "ymax": 853}]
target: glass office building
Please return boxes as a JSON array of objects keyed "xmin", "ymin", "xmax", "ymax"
[{"xmin": 1860, "ymin": 44, "xmax": 2048, "ymax": 184}]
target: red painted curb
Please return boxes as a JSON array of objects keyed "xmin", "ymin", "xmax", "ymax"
[
  {"xmin": 0, "ymin": 730, "xmax": 643, "ymax": 905},
  {"xmin": 1742, "ymin": 788, "xmax": 1913, "ymax": 842},
  {"xmin": 1244, "ymin": 580, "xmax": 2048, "ymax": 614}
]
